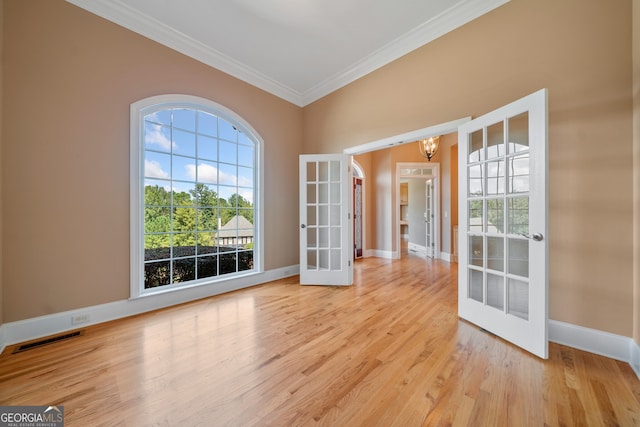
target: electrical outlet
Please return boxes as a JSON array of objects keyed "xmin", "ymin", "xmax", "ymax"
[{"xmin": 71, "ymin": 313, "xmax": 90, "ymax": 325}]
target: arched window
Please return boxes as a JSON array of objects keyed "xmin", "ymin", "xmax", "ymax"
[{"xmin": 130, "ymin": 95, "xmax": 261, "ymax": 297}]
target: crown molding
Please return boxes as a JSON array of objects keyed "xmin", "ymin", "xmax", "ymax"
[
  {"xmin": 66, "ymin": 0, "xmax": 306, "ymax": 106},
  {"xmin": 67, "ymin": 0, "xmax": 509, "ymax": 107},
  {"xmin": 302, "ymin": 0, "xmax": 510, "ymax": 105}
]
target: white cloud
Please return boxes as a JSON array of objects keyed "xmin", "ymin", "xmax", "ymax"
[
  {"xmin": 144, "ymin": 159, "xmax": 169, "ymax": 179},
  {"xmin": 185, "ymin": 162, "xmax": 239, "ymax": 185},
  {"xmin": 239, "ymin": 189, "xmax": 253, "ymax": 204},
  {"xmin": 146, "ymin": 125, "xmax": 175, "ymax": 151}
]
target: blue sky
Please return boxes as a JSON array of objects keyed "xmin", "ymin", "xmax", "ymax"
[{"xmin": 143, "ymin": 109, "xmax": 254, "ymax": 203}]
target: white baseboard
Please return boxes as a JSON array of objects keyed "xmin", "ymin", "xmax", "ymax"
[
  {"xmin": 365, "ymin": 249, "xmax": 397, "ymax": 259},
  {"xmin": 549, "ymin": 319, "xmax": 640, "ymax": 379},
  {"xmin": 440, "ymin": 252, "xmax": 452, "ymax": 262},
  {"xmin": 631, "ymin": 339, "xmax": 640, "ymax": 379},
  {"xmin": 407, "ymin": 242, "xmax": 427, "ymax": 255},
  {"xmin": 0, "ymin": 264, "xmax": 299, "ymax": 354}
]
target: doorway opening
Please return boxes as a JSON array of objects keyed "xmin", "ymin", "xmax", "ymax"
[{"xmin": 396, "ymin": 162, "xmax": 440, "ymax": 259}]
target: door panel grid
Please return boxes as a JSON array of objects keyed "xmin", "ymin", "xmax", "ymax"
[
  {"xmin": 299, "ymin": 154, "xmax": 352, "ymax": 286},
  {"xmin": 466, "ymin": 113, "xmax": 531, "ymax": 319}
]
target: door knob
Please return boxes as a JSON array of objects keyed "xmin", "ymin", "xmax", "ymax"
[
  {"xmin": 301, "ymin": 224, "xmax": 306, "ymax": 229},
  {"xmin": 519, "ymin": 232, "xmax": 543, "ymax": 241}
]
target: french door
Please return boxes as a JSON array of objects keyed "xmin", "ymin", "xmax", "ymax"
[
  {"xmin": 425, "ymin": 179, "xmax": 435, "ymax": 258},
  {"xmin": 353, "ymin": 177, "xmax": 363, "ymax": 259},
  {"xmin": 299, "ymin": 154, "xmax": 353, "ymax": 285},
  {"xmin": 458, "ymin": 89, "xmax": 548, "ymax": 358}
]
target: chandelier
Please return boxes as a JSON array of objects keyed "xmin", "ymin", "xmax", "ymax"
[{"xmin": 417, "ymin": 136, "xmax": 440, "ymax": 161}]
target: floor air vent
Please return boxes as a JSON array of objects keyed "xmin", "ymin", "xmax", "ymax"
[{"xmin": 13, "ymin": 330, "xmax": 84, "ymax": 353}]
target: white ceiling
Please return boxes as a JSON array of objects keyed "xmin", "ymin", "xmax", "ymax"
[{"xmin": 67, "ymin": 0, "xmax": 508, "ymax": 106}]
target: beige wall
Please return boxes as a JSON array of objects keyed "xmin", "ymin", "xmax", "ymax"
[
  {"xmin": 304, "ymin": 0, "xmax": 634, "ymax": 336},
  {"xmin": 633, "ymin": 0, "xmax": 640, "ymax": 344},
  {"xmin": 0, "ymin": 0, "xmax": 4, "ymax": 329},
  {"xmin": 1, "ymin": 1, "xmax": 302, "ymax": 322}
]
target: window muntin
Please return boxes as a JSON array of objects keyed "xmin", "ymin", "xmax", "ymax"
[{"xmin": 132, "ymin": 96, "xmax": 260, "ymax": 296}]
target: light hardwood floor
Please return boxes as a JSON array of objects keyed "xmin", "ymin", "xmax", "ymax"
[{"xmin": 1, "ymin": 253, "xmax": 639, "ymax": 426}]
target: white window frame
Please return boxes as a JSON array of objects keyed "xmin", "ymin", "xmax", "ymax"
[{"xmin": 130, "ymin": 94, "xmax": 263, "ymax": 299}]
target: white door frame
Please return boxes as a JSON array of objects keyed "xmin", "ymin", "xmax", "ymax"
[
  {"xmin": 352, "ymin": 159, "xmax": 366, "ymax": 259},
  {"xmin": 396, "ymin": 163, "xmax": 440, "ymax": 259}
]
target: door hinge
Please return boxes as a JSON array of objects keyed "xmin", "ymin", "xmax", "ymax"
[{"xmin": 348, "ymin": 260, "xmax": 351, "ymax": 266}]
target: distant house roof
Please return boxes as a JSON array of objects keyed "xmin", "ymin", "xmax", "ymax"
[{"xmin": 218, "ymin": 215, "xmax": 254, "ymax": 238}]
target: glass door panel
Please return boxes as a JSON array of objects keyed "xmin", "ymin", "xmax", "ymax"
[{"xmin": 458, "ymin": 89, "xmax": 547, "ymax": 358}]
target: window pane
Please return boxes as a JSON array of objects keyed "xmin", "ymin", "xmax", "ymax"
[
  {"xmin": 219, "ymin": 252, "xmax": 237, "ymax": 275},
  {"xmin": 508, "ymin": 278, "xmax": 529, "ymax": 320},
  {"xmin": 198, "ymin": 135, "xmax": 217, "ymax": 161},
  {"xmin": 468, "ymin": 164, "xmax": 483, "ymax": 196},
  {"xmin": 147, "ymin": 110, "xmax": 171, "ymax": 126},
  {"xmin": 218, "ymin": 163, "xmax": 236, "ymax": 186},
  {"xmin": 470, "ymin": 235, "xmax": 483, "ymax": 267},
  {"xmin": 487, "ymin": 236, "xmax": 504, "ymax": 271},
  {"xmin": 508, "ymin": 112, "xmax": 529, "ymax": 153},
  {"xmin": 486, "ymin": 199, "xmax": 504, "ymax": 233},
  {"xmin": 197, "ymin": 208, "xmax": 216, "ymax": 231},
  {"xmin": 508, "ymin": 197, "xmax": 529, "ymax": 234},
  {"xmin": 508, "ymin": 238, "xmax": 529, "ymax": 277},
  {"xmin": 238, "ymin": 144, "xmax": 253, "ymax": 167},
  {"xmin": 144, "ymin": 236, "xmax": 170, "ymax": 261},
  {"xmin": 307, "ymin": 250, "xmax": 317, "ymax": 269},
  {"xmin": 144, "ymin": 122, "xmax": 171, "ymax": 152},
  {"xmin": 469, "ymin": 269, "xmax": 483, "ymax": 302},
  {"xmin": 145, "ymin": 207, "xmax": 171, "ymax": 233},
  {"xmin": 219, "ymin": 140, "xmax": 237, "ymax": 164},
  {"xmin": 486, "ymin": 121, "xmax": 504, "ymax": 159},
  {"xmin": 486, "ymin": 160, "xmax": 505, "ymax": 195},
  {"xmin": 144, "ymin": 181, "xmax": 171, "ymax": 206},
  {"xmin": 469, "ymin": 129, "xmax": 483, "ymax": 163},
  {"xmin": 238, "ymin": 250, "xmax": 254, "ymax": 272},
  {"xmin": 172, "ymin": 129, "xmax": 196, "ymax": 157},
  {"xmin": 144, "ymin": 261, "xmax": 171, "ymax": 288},
  {"xmin": 469, "ymin": 200, "xmax": 483, "ymax": 232},
  {"xmin": 508, "ymin": 154, "xmax": 529, "ymax": 193},
  {"xmin": 197, "ymin": 111, "xmax": 217, "ymax": 137},
  {"xmin": 197, "ymin": 255, "xmax": 218, "ymax": 279},
  {"xmin": 306, "ymin": 162, "xmax": 316, "ymax": 182},
  {"xmin": 487, "ymin": 273, "xmax": 504, "ymax": 311},
  {"xmin": 172, "ymin": 109, "xmax": 196, "ymax": 132},
  {"xmin": 172, "ymin": 155, "xmax": 196, "ymax": 182},
  {"xmin": 145, "ymin": 151, "xmax": 171, "ymax": 179},
  {"xmin": 307, "ymin": 227, "xmax": 317, "ymax": 247},
  {"xmin": 219, "ymin": 119, "xmax": 237, "ymax": 142},
  {"xmin": 330, "ymin": 249, "xmax": 341, "ymax": 270},
  {"xmin": 238, "ymin": 166, "xmax": 253, "ymax": 188},
  {"xmin": 197, "ymin": 232, "xmax": 216, "ymax": 251},
  {"xmin": 173, "ymin": 257, "xmax": 195, "ymax": 283}
]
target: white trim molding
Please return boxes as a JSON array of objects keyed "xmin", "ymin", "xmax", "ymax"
[
  {"xmin": 631, "ymin": 339, "xmax": 640, "ymax": 379},
  {"xmin": 0, "ymin": 265, "xmax": 299, "ymax": 354},
  {"xmin": 364, "ymin": 249, "xmax": 398, "ymax": 260},
  {"xmin": 549, "ymin": 320, "xmax": 640, "ymax": 380},
  {"xmin": 408, "ymin": 242, "xmax": 427, "ymax": 256}
]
